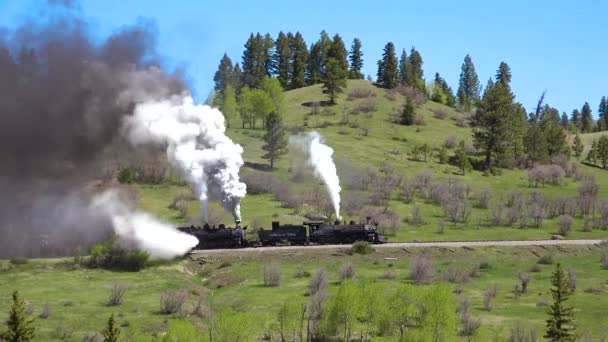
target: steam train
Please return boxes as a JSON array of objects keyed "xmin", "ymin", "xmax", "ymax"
[{"xmin": 177, "ymin": 217, "xmax": 385, "ymax": 249}]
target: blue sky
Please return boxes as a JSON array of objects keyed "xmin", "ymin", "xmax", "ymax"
[{"xmin": 1, "ymin": 0, "xmax": 606, "ymax": 116}]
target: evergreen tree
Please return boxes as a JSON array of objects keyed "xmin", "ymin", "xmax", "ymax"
[
  {"xmin": 597, "ymin": 135, "xmax": 608, "ymax": 169},
  {"xmin": 541, "ymin": 108, "xmax": 569, "ymax": 157},
  {"xmin": 482, "ymin": 77, "xmax": 494, "ymax": 98},
  {"xmin": 306, "ymin": 31, "xmax": 332, "ymax": 85},
  {"xmin": 587, "ymin": 140, "xmax": 597, "ymax": 165},
  {"xmin": 581, "ymin": 102, "xmax": 593, "ymax": 133},
  {"xmin": 274, "ymin": 31, "xmax": 292, "ymax": 89},
  {"xmin": 102, "ymin": 314, "xmax": 120, "ymax": 342},
  {"xmin": 262, "ymin": 111, "xmax": 288, "ymax": 169},
  {"xmin": 495, "ymin": 61, "xmax": 512, "ymax": 87},
  {"xmin": 262, "ymin": 33, "xmax": 275, "ymax": 77},
  {"xmin": 328, "ymin": 34, "xmax": 348, "ymax": 77},
  {"xmin": 231, "ymin": 63, "xmax": 243, "ymax": 91},
  {"xmin": 545, "ymin": 263, "xmax": 576, "ymax": 342},
  {"xmin": 213, "ymin": 53, "xmax": 234, "ymax": 92},
  {"xmin": 431, "ymin": 72, "xmax": 456, "ymax": 106},
  {"xmin": 1, "ymin": 291, "xmax": 35, "ymax": 342},
  {"xmin": 472, "ymin": 81, "xmax": 518, "ymax": 170},
  {"xmin": 457, "ymin": 54, "xmax": 481, "ymax": 110},
  {"xmin": 399, "ymin": 97, "xmax": 415, "ymax": 125},
  {"xmin": 348, "ymin": 38, "xmax": 364, "ymax": 79},
  {"xmin": 570, "ymin": 109, "xmax": 581, "ymax": 130},
  {"xmin": 407, "ymin": 47, "xmax": 425, "ymax": 92},
  {"xmin": 290, "ymin": 32, "xmax": 308, "ymax": 89},
  {"xmin": 524, "ymin": 124, "xmax": 549, "ymax": 162},
  {"xmin": 572, "ymin": 134, "xmax": 583, "ymax": 159},
  {"xmin": 242, "ymin": 33, "xmax": 267, "ymax": 88},
  {"xmin": 559, "ymin": 112, "xmax": 569, "ymax": 128},
  {"xmin": 599, "ymin": 96, "xmax": 608, "ymax": 130},
  {"xmin": 376, "ymin": 42, "xmax": 399, "ymax": 89},
  {"xmin": 398, "ymin": 49, "xmax": 408, "ymax": 86},
  {"xmin": 456, "ymin": 140, "xmax": 472, "ymax": 175},
  {"xmin": 322, "ymin": 57, "xmax": 347, "ymax": 104}
]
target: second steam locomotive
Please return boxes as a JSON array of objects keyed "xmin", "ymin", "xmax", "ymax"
[{"xmin": 177, "ymin": 217, "xmax": 384, "ymax": 249}]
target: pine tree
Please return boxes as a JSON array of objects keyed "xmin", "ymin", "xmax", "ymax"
[
  {"xmin": 242, "ymin": 33, "xmax": 267, "ymax": 88},
  {"xmin": 545, "ymin": 263, "xmax": 576, "ymax": 342},
  {"xmin": 376, "ymin": 42, "xmax": 399, "ymax": 89},
  {"xmin": 1, "ymin": 291, "xmax": 35, "ymax": 342},
  {"xmin": 213, "ymin": 53, "xmax": 234, "ymax": 92},
  {"xmin": 407, "ymin": 47, "xmax": 425, "ymax": 92},
  {"xmin": 524, "ymin": 124, "xmax": 549, "ymax": 162},
  {"xmin": 456, "ymin": 140, "xmax": 472, "ymax": 175},
  {"xmin": 457, "ymin": 54, "xmax": 481, "ymax": 110},
  {"xmin": 307, "ymin": 31, "xmax": 332, "ymax": 85},
  {"xmin": 102, "ymin": 314, "xmax": 120, "ymax": 342},
  {"xmin": 559, "ymin": 112, "xmax": 569, "ymax": 128},
  {"xmin": 431, "ymin": 73, "xmax": 455, "ymax": 106},
  {"xmin": 328, "ymin": 34, "xmax": 348, "ymax": 77},
  {"xmin": 322, "ymin": 57, "xmax": 346, "ymax": 104},
  {"xmin": 290, "ymin": 32, "xmax": 308, "ymax": 89},
  {"xmin": 348, "ymin": 38, "xmax": 364, "ymax": 79},
  {"xmin": 581, "ymin": 102, "xmax": 593, "ymax": 133},
  {"xmin": 587, "ymin": 140, "xmax": 597, "ymax": 165},
  {"xmin": 262, "ymin": 111, "xmax": 288, "ymax": 169},
  {"xmin": 599, "ymin": 96, "xmax": 608, "ymax": 130},
  {"xmin": 262, "ymin": 33, "xmax": 275, "ymax": 77},
  {"xmin": 570, "ymin": 109, "xmax": 581, "ymax": 130},
  {"xmin": 597, "ymin": 135, "xmax": 608, "ymax": 169},
  {"xmin": 572, "ymin": 134, "xmax": 583, "ymax": 159},
  {"xmin": 274, "ymin": 31, "xmax": 292, "ymax": 89},
  {"xmin": 398, "ymin": 49, "xmax": 408, "ymax": 86},
  {"xmin": 399, "ymin": 97, "xmax": 415, "ymax": 125},
  {"xmin": 231, "ymin": 63, "xmax": 243, "ymax": 91},
  {"xmin": 495, "ymin": 61, "xmax": 512, "ymax": 87}
]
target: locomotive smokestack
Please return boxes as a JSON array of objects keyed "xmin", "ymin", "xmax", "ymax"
[{"xmin": 235, "ymin": 220, "xmax": 241, "ymax": 227}]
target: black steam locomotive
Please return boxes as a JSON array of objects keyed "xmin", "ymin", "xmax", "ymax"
[{"xmin": 177, "ymin": 217, "xmax": 384, "ymax": 250}]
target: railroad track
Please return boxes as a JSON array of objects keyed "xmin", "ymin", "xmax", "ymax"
[{"xmin": 191, "ymin": 239, "xmax": 606, "ymax": 254}]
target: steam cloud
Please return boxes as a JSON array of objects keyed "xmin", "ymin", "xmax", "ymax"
[
  {"xmin": 290, "ymin": 131, "xmax": 342, "ymax": 219},
  {"xmin": 122, "ymin": 96, "xmax": 247, "ymax": 222},
  {"xmin": 0, "ymin": 1, "xmax": 210, "ymax": 257}
]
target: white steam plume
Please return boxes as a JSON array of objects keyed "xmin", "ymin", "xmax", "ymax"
[
  {"xmin": 290, "ymin": 131, "xmax": 342, "ymax": 219},
  {"xmin": 91, "ymin": 190, "xmax": 198, "ymax": 258},
  {"xmin": 122, "ymin": 95, "xmax": 247, "ymax": 221}
]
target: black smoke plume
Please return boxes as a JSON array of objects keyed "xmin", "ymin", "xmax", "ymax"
[{"xmin": 0, "ymin": 1, "xmax": 186, "ymax": 257}]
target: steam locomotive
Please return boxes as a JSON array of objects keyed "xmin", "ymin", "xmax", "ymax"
[{"xmin": 177, "ymin": 217, "xmax": 384, "ymax": 250}]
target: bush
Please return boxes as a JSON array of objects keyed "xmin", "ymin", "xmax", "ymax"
[
  {"xmin": 9, "ymin": 257, "xmax": 28, "ymax": 265},
  {"xmin": 160, "ymin": 289, "xmax": 187, "ymax": 315},
  {"xmin": 339, "ymin": 262, "xmax": 356, "ymax": 281},
  {"xmin": 483, "ymin": 285, "xmax": 498, "ymax": 311},
  {"xmin": 454, "ymin": 116, "xmax": 468, "ymax": 127},
  {"xmin": 410, "ymin": 257, "xmax": 434, "ymax": 284},
  {"xmin": 443, "ymin": 267, "xmax": 469, "ymax": 284},
  {"xmin": 601, "ymin": 250, "xmax": 608, "ymax": 270},
  {"xmin": 432, "ymin": 108, "xmax": 448, "ymax": 120},
  {"xmin": 518, "ymin": 273, "xmax": 531, "ymax": 293},
  {"xmin": 378, "ymin": 270, "xmax": 397, "ymax": 279},
  {"xmin": 347, "ymin": 85, "xmax": 376, "ymax": 100},
  {"xmin": 295, "ymin": 266, "xmax": 310, "ymax": 278},
  {"xmin": 557, "ymin": 215, "xmax": 574, "ymax": 236},
  {"xmin": 107, "ymin": 283, "xmax": 128, "ymax": 306},
  {"xmin": 309, "ymin": 269, "xmax": 328, "ymax": 296},
  {"xmin": 529, "ymin": 264, "xmax": 541, "ymax": 273},
  {"xmin": 567, "ymin": 270, "xmax": 577, "ymax": 292},
  {"xmin": 263, "ymin": 263, "xmax": 281, "ymax": 287},
  {"xmin": 460, "ymin": 312, "xmax": 481, "ymax": 337},
  {"xmin": 537, "ymin": 255, "xmax": 554, "ymax": 265},
  {"xmin": 475, "ymin": 188, "xmax": 493, "ymax": 209},
  {"xmin": 536, "ymin": 299, "xmax": 549, "ymax": 307},
  {"xmin": 409, "ymin": 205, "xmax": 424, "ymax": 225},
  {"xmin": 414, "ymin": 114, "xmax": 426, "ymax": 126},
  {"xmin": 87, "ymin": 241, "xmax": 150, "ymax": 272},
  {"xmin": 117, "ymin": 167, "xmax": 135, "ymax": 184},
  {"xmin": 39, "ymin": 304, "xmax": 51, "ymax": 319},
  {"xmin": 352, "ymin": 97, "xmax": 377, "ymax": 113},
  {"xmin": 191, "ymin": 295, "xmax": 211, "ymax": 318},
  {"xmin": 444, "ymin": 136, "xmax": 458, "ymax": 149},
  {"xmin": 351, "ymin": 241, "xmax": 374, "ymax": 255}
]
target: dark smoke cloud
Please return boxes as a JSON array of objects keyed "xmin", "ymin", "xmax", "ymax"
[{"xmin": 0, "ymin": 1, "xmax": 187, "ymax": 257}]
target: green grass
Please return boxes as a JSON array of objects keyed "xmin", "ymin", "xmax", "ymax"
[{"xmin": 2, "ymin": 246, "xmax": 608, "ymax": 340}]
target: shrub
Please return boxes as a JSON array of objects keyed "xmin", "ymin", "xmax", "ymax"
[
  {"xmin": 436, "ymin": 220, "xmax": 447, "ymax": 234},
  {"xmin": 557, "ymin": 215, "xmax": 573, "ymax": 236},
  {"xmin": 39, "ymin": 304, "xmax": 51, "ymax": 319},
  {"xmin": 379, "ymin": 270, "xmax": 397, "ymax": 279},
  {"xmin": 309, "ymin": 269, "xmax": 328, "ymax": 296},
  {"xmin": 107, "ymin": 283, "xmax": 128, "ymax": 306},
  {"xmin": 479, "ymin": 261, "xmax": 491, "ymax": 270},
  {"xmin": 460, "ymin": 312, "xmax": 481, "ymax": 337},
  {"xmin": 601, "ymin": 250, "xmax": 608, "ymax": 270},
  {"xmin": 351, "ymin": 241, "xmax": 374, "ymax": 255},
  {"xmin": 410, "ymin": 257, "xmax": 434, "ymax": 284},
  {"xmin": 414, "ymin": 114, "xmax": 426, "ymax": 126},
  {"xmin": 475, "ymin": 188, "xmax": 493, "ymax": 209},
  {"xmin": 583, "ymin": 215, "xmax": 593, "ymax": 232},
  {"xmin": 454, "ymin": 116, "xmax": 468, "ymax": 127},
  {"xmin": 9, "ymin": 257, "xmax": 28, "ymax": 265},
  {"xmin": 538, "ymin": 255, "xmax": 554, "ymax": 265},
  {"xmin": 263, "ymin": 263, "xmax": 281, "ymax": 287},
  {"xmin": 409, "ymin": 205, "xmax": 424, "ymax": 225},
  {"xmin": 339, "ymin": 262, "xmax": 356, "ymax": 281},
  {"xmin": 444, "ymin": 136, "xmax": 458, "ymax": 149},
  {"xmin": 399, "ymin": 179, "xmax": 416, "ymax": 203},
  {"xmin": 117, "ymin": 167, "xmax": 135, "ymax": 184},
  {"xmin": 174, "ymin": 200, "xmax": 188, "ymax": 219},
  {"xmin": 567, "ymin": 270, "xmax": 577, "ymax": 292},
  {"xmin": 443, "ymin": 267, "xmax": 469, "ymax": 284},
  {"xmin": 432, "ymin": 108, "xmax": 448, "ymax": 120},
  {"xmin": 347, "ymin": 85, "xmax": 376, "ymax": 100},
  {"xmin": 469, "ymin": 263, "xmax": 481, "ymax": 278},
  {"xmin": 294, "ymin": 266, "xmax": 310, "ymax": 278},
  {"xmin": 518, "ymin": 273, "xmax": 531, "ymax": 293},
  {"xmin": 192, "ymin": 295, "xmax": 211, "ymax": 318},
  {"xmin": 483, "ymin": 285, "xmax": 498, "ymax": 311},
  {"xmin": 87, "ymin": 241, "xmax": 150, "ymax": 272},
  {"xmin": 584, "ymin": 287, "xmax": 602, "ymax": 294},
  {"xmin": 509, "ymin": 323, "xmax": 538, "ymax": 342},
  {"xmin": 160, "ymin": 289, "xmax": 187, "ymax": 315},
  {"xmin": 352, "ymin": 97, "xmax": 377, "ymax": 113},
  {"xmin": 529, "ymin": 264, "xmax": 541, "ymax": 273},
  {"xmin": 536, "ymin": 299, "xmax": 549, "ymax": 307}
]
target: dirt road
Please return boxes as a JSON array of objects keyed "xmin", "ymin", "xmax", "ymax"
[{"xmin": 191, "ymin": 239, "xmax": 605, "ymax": 255}]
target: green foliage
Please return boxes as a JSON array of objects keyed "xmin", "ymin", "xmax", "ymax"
[
  {"xmin": 545, "ymin": 263, "xmax": 576, "ymax": 341},
  {"xmin": 420, "ymin": 284, "xmax": 458, "ymax": 342},
  {"xmin": 399, "ymin": 97, "xmax": 415, "ymax": 125},
  {"xmin": 162, "ymin": 320, "xmax": 207, "ymax": 342},
  {"xmin": 1, "ymin": 291, "xmax": 35, "ymax": 342},
  {"xmin": 431, "ymin": 72, "xmax": 456, "ymax": 107},
  {"xmin": 407, "ymin": 47, "xmax": 425, "ymax": 93},
  {"xmin": 241, "ymin": 33, "xmax": 272, "ymax": 89},
  {"xmin": 599, "ymin": 96, "xmax": 608, "ymax": 130},
  {"xmin": 322, "ymin": 280, "xmax": 358, "ymax": 339},
  {"xmin": 239, "ymin": 86, "xmax": 273, "ymax": 129},
  {"xmin": 9, "ymin": 257, "xmax": 28, "ymax": 265},
  {"xmin": 376, "ymin": 42, "xmax": 399, "ymax": 89},
  {"xmin": 213, "ymin": 53, "xmax": 234, "ymax": 93},
  {"xmin": 572, "ymin": 134, "xmax": 583, "ymax": 159},
  {"xmin": 495, "ymin": 61, "xmax": 512, "ymax": 87},
  {"xmin": 273, "ymin": 31, "xmax": 292, "ymax": 89},
  {"xmin": 348, "ymin": 38, "xmax": 364, "ymax": 79},
  {"xmin": 398, "ymin": 48, "xmax": 409, "ymax": 86},
  {"xmin": 457, "ymin": 54, "xmax": 481, "ymax": 110},
  {"xmin": 87, "ymin": 241, "xmax": 150, "ymax": 272},
  {"xmin": 290, "ymin": 32, "xmax": 308, "ymax": 89},
  {"xmin": 581, "ymin": 102, "xmax": 593, "ymax": 133},
  {"xmin": 322, "ymin": 57, "xmax": 347, "ymax": 104},
  {"xmin": 102, "ymin": 314, "xmax": 120, "ymax": 342},
  {"xmin": 276, "ymin": 297, "xmax": 305, "ymax": 341},
  {"xmin": 307, "ymin": 30, "xmax": 332, "ymax": 85},
  {"xmin": 218, "ymin": 85, "xmax": 238, "ymax": 128},
  {"xmin": 351, "ymin": 241, "xmax": 374, "ymax": 254},
  {"xmin": 117, "ymin": 168, "xmax": 135, "ymax": 184},
  {"xmin": 261, "ymin": 111, "xmax": 288, "ymax": 169},
  {"xmin": 261, "ymin": 76, "xmax": 285, "ymax": 116},
  {"xmin": 456, "ymin": 140, "xmax": 472, "ymax": 175}
]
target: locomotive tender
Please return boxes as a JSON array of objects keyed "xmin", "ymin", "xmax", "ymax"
[{"xmin": 178, "ymin": 217, "xmax": 384, "ymax": 250}]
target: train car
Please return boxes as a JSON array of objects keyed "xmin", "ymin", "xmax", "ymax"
[
  {"xmin": 306, "ymin": 218, "xmax": 384, "ymax": 245},
  {"xmin": 257, "ymin": 222, "xmax": 307, "ymax": 246},
  {"xmin": 177, "ymin": 222, "xmax": 247, "ymax": 249}
]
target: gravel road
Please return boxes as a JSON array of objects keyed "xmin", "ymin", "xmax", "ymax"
[{"xmin": 191, "ymin": 239, "xmax": 605, "ymax": 255}]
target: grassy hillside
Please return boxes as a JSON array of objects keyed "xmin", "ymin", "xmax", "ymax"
[{"xmin": 139, "ymin": 80, "xmax": 608, "ymax": 242}]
